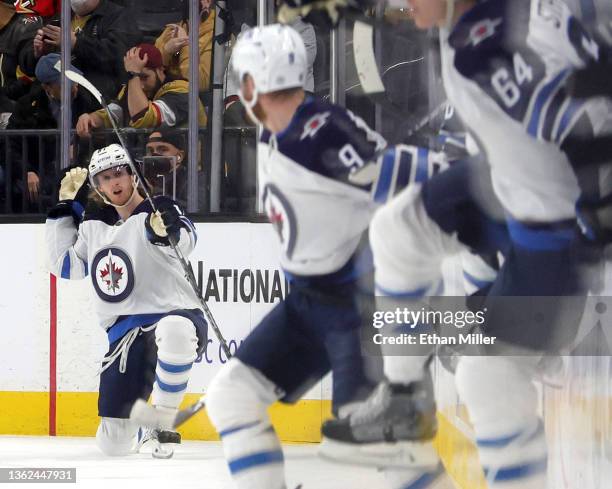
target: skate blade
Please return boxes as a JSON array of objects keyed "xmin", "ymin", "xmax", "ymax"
[
  {"xmin": 319, "ymin": 437, "xmax": 440, "ymax": 469},
  {"xmin": 152, "ymin": 444, "xmax": 175, "ymax": 459}
]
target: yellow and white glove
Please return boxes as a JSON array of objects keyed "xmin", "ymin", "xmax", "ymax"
[
  {"xmin": 146, "ymin": 202, "xmax": 182, "ymax": 246},
  {"xmin": 149, "ymin": 210, "xmax": 169, "ymax": 237},
  {"xmin": 59, "ymin": 167, "xmax": 89, "ymax": 201}
]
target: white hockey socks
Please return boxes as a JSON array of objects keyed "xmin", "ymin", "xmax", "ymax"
[
  {"xmin": 207, "ymin": 359, "xmax": 286, "ymax": 489},
  {"xmin": 152, "ymin": 315, "xmax": 198, "ymax": 422},
  {"xmin": 455, "ymin": 356, "xmax": 547, "ymax": 488}
]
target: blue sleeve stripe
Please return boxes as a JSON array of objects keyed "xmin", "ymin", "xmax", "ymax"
[
  {"xmin": 484, "ymin": 458, "xmax": 547, "ymax": 482},
  {"xmin": 71, "ymin": 201, "xmax": 85, "ymax": 222},
  {"xmin": 157, "ymin": 359, "xmax": 193, "ymax": 373},
  {"xmin": 83, "ymin": 260, "xmax": 89, "ymax": 277},
  {"xmin": 373, "ymin": 150, "xmax": 395, "ymax": 203},
  {"xmin": 463, "ymin": 271, "xmax": 493, "ymax": 290},
  {"xmin": 554, "ymin": 98, "xmax": 585, "ymax": 143},
  {"xmin": 527, "ymin": 70, "xmax": 568, "ymax": 138},
  {"xmin": 541, "ymin": 88, "xmax": 567, "ymax": 141},
  {"xmin": 394, "ymin": 150, "xmax": 413, "ymax": 195},
  {"xmin": 228, "ymin": 450, "xmax": 284, "ymax": 475},
  {"xmin": 60, "ymin": 253, "xmax": 71, "ymax": 279},
  {"xmin": 219, "ymin": 421, "xmax": 261, "ymax": 438},
  {"xmin": 154, "ymin": 375, "xmax": 188, "ymax": 393},
  {"xmin": 415, "ymin": 147, "xmax": 429, "ymax": 183}
]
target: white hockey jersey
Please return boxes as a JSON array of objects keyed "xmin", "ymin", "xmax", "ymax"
[
  {"xmin": 46, "ymin": 196, "xmax": 202, "ymax": 342},
  {"xmin": 257, "ymin": 96, "xmax": 450, "ymax": 279},
  {"xmin": 440, "ymin": 0, "xmax": 611, "ymax": 223}
]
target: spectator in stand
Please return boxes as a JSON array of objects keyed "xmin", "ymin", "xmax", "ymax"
[
  {"xmin": 155, "ymin": 0, "xmax": 215, "ymax": 93},
  {"xmin": 75, "ymin": 43, "xmax": 207, "ymax": 137},
  {"xmin": 28, "ymin": 0, "xmax": 140, "ymax": 101},
  {"xmin": 144, "ymin": 129, "xmax": 188, "ymax": 208},
  {"xmin": 0, "ymin": 0, "xmax": 46, "ymax": 101},
  {"xmin": 6, "ymin": 53, "xmax": 99, "ymax": 210}
]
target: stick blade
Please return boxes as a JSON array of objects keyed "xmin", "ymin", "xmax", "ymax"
[{"xmin": 65, "ymin": 70, "xmax": 103, "ymax": 105}]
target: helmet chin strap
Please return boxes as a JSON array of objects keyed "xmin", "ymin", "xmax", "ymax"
[
  {"xmin": 96, "ymin": 176, "xmax": 139, "ymax": 210},
  {"xmin": 238, "ymin": 87, "xmax": 262, "ymax": 126}
]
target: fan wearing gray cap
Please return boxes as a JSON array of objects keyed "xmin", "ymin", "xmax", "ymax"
[
  {"xmin": 6, "ymin": 53, "xmax": 99, "ymax": 209},
  {"xmin": 144, "ymin": 129, "xmax": 189, "ymax": 208}
]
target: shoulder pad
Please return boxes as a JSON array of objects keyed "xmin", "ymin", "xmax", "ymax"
[
  {"xmin": 83, "ymin": 204, "xmax": 120, "ymax": 225},
  {"xmin": 450, "ymin": 0, "xmax": 550, "ymax": 125},
  {"xmin": 273, "ymin": 98, "xmax": 386, "ymax": 184}
]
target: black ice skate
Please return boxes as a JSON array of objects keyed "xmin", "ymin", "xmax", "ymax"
[{"xmin": 319, "ymin": 377, "xmax": 439, "ymax": 469}]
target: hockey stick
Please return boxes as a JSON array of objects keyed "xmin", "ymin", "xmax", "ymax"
[
  {"xmin": 130, "ymin": 396, "xmax": 206, "ymax": 429},
  {"xmin": 352, "ymin": 18, "xmax": 449, "ymax": 139},
  {"xmin": 65, "ymin": 69, "xmax": 232, "ymax": 359}
]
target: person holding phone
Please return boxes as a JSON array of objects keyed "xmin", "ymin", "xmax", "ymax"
[
  {"xmin": 144, "ymin": 129, "xmax": 188, "ymax": 207},
  {"xmin": 154, "ymin": 0, "xmax": 215, "ymax": 93},
  {"xmin": 29, "ymin": 0, "xmax": 140, "ymax": 100}
]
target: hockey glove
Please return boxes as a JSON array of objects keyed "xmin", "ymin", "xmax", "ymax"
[
  {"xmin": 145, "ymin": 202, "xmax": 182, "ymax": 246},
  {"xmin": 576, "ymin": 194, "xmax": 612, "ymax": 244},
  {"xmin": 59, "ymin": 167, "xmax": 89, "ymax": 205}
]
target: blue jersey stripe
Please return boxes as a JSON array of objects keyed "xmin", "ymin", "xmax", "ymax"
[
  {"xmin": 228, "ymin": 450, "xmax": 284, "ymax": 475},
  {"xmin": 554, "ymin": 98, "xmax": 585, "ymax": 143},
  {"xmin": 373, "ymin": 150, "xmax": 395, "ymax": 203},
  {"xmin": 415, "ymin": 148, "xmax": 429, "ymax": 183},
  {"xmin": 527, "ymin": 70, "xmax": 568, "ymax": 138},
  {"xmin": 506, "ymin": 218, "xmax": 575, "ymax": 251},
  {"xmin": 107, "ymin": 313, "xmax": 166, "ymax": 343},
  {"xmin": 541, "ymin": 88, "xmax": 567, "ymax": 141},
  {"xmin": 394, "ymin": 149, "xmax": 413, "ymax": 195},
  {"xmin": 463, "ymin": 271, "xmax": 493, "ymax": 290},
  {"xmin": 60, "ymin": 253, "xmax": 71, "ymax": 279}
]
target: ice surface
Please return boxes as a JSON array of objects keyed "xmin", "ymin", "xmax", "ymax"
[{"xmin": 0, "ymin": 436, "xmax": 415, "ymax": 489}]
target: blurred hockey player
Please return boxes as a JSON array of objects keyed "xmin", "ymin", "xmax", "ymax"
[
  {"xmin": 322, "ymin": 0, "xmax": 612, "ymax": 487},
  {"xmin": 45, "ymin": 144, "xmax": 207, "ymax": 458},
  {"xmin": 203, "ymin": 23, "xmax": 471, "ymax": 489}
]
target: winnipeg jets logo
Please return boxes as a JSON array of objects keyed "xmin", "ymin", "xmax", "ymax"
[
  {"xmin": 300, "ymin": 112, "xmax": 330, "ymax": 140},
  {"xmin": 91, "ymin": 247, "xmax": 135, "ymax": 303},
  {"xmin": 269, "ymin": 204, "xmax": 284, "ymax": 239},
  {"xmin": 262, "ymin": 184, "xmax": 297, "ymax": 259},
  {"xmin": 100, "ymin": 251, "xmax": 124, "ymax": 293},
  {"xmin": 468, "ymin": 18, "xmax": 502, "ymax": 47}
]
